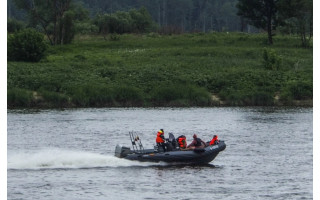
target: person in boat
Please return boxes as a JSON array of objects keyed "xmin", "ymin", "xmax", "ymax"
[
  {"xmin": 156, "ymin": 129, "xmax": 167, "ymax": 152},
  {"xmin": 177, "ymin": 135, "xmax": 187, "ymax": 149},
  {"xmin": 187, "ymin": 134, "xmax": 206, "ymax": 149},
  {"xmin": 209, "ymin": 135, "xmax": 219, "ymax": 145}
]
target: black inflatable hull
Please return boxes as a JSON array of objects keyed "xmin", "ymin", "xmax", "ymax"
[{"xmin": 115, "ymin": 141, "xmax": 226, "ymax": 164}]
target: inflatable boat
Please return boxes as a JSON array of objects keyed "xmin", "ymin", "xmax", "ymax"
[{"xmin": 115, "ymin": 132, "xmax": 226, "ymax": 164}]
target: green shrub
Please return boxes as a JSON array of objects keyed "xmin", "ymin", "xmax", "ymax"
[
  {"xmin": 219, "ymin": 87, "xmax": 274, "ymax": 106},
  {"xmin": 113, "ymin": 85, "xmax": 144, "ymax": 106},
  {"xmin": 146, "ymin": 32, "xmax": 161, "ymax": 38},
  {"xmin": 7, "ymin": 88, "xmax": 33, "ymax": 107},
  {"xmin": 150, "ymin": 84, "xmax": 211, "ymax": 106},
  {"xmin": 109, "ymin": 33, "xmax": 120, "ymax": 41},
  {"xmin": 129, "ymin": 7, "xmax": 155, "ymax": 33},
  {"xmin": 246, "ymin": 90, "xmax": 274, "ymax": 106},
  {"xmin": 151, "ymin": 85, "xmax": 185, "ymax": 104},
  {"xmin": 7, "ymin": 18, "xmax": 25, "ymax": 33},
  {"xmin": 94, "ymin": 7, "xmax": 155, "ymax": 34},
  {"xmin": 73, "ymin": 54, "xmax": 87, "ymax": 61},
  {"xmin": 67, "ymin": 84, "xmax": 144, "ymax": 107},
  {"xmin": 39, "ymin": 90, "xmax": 69, "ymax": 107},
  {"xmin": 60, "ymin": 11, "xmax": 75, "ymax": 44},
  {"xmin": 185, "ymin": 86, "xmax": 212, "ymax": 106},
  {"xmin": 263, "ymin": 48, "xmax": 282, "ymax": 70},
  {"xmin": 281, "ymin": 81, "xmax": 313, "ymax": 101},
  {"xmin": 8, "ymin": 29, "xmax": 47, "ymax": 62},
  {"xmin": 71, "ymin": 84, "xmax": 114, "ymax": 107},
  {"xmin": 75, "ymin": 22, "xmax": 99, "ymax": 34}
]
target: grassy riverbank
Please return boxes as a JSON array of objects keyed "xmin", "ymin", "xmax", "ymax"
[{"xmin": 7, "ymin": 32, "xmax": 313, "ymax": 108}]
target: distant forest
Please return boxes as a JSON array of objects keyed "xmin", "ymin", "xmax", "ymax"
[{"xmin": 7, "ymin": 0, "xmax": 253, "ymax": 33}]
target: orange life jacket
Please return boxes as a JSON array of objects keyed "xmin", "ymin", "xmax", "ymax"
[
  {"xmin": 156, "ymin": 131, "xmax": 165, "ymax": 143},
  {"xmin": 209, "ymin": 136, "xmax": 219, "ymax": 145},
  {"xmin": 178, "ymin": 137, "xmax": 187, "ymax": 148}
]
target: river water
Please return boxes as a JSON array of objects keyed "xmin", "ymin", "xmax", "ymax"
[{"xmin": 7, "ymin": 107, "xmax": 312, "ymax": 200}]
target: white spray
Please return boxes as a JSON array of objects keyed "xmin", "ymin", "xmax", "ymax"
[{"xmin": 7, "ymin": 149, "xmax": 159, "ymax": 169}]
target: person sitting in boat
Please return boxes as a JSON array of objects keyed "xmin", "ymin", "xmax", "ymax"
[
  {"xmin": 156, "ymin": 129, "xmax": 167, "ymax": 152},
  {"xmin": 177, "ymin": 135, "xmax": 187, "ymax": 149},
  {"xmin": 187, "ymin": 134, "xmax": 206, "ymax": 149},
  {"xmin": 209, "ymin": 135, "xmax": 219, "ymax": 145}
]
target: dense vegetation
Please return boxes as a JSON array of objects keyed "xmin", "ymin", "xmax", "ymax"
[{"xmin": 7, "ymin": 33, "xmax": 312, "ymax": 108}]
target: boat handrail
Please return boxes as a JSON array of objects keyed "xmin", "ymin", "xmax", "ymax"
[{"xmin": 129, "ymin": 131, "xmax": 145, "ymax": 154}]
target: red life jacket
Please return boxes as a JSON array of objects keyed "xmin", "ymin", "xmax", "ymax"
[
  {"xmin": 156, "ymin": 131, "xmax": 165, "ymax": 143},
  {"xmin": 178, "ymin": 137, "xmax": 187, "ymax": 148},
  {"xmin": 209, "ymin": 136, "xmax": 219, "ymax": 145}
]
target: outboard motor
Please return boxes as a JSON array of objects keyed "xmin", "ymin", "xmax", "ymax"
[{"xmin": 115, "ymin": 145, "xmax": 131, "ymax": 158}]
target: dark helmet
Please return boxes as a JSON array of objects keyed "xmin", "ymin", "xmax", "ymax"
[
  {"xmin": 213, "ymin": 135, "xmax": 217, "ymax": 138},
  {"xmin": 160, "ymin": 129, "xmax": 164, "ymax": 132}
]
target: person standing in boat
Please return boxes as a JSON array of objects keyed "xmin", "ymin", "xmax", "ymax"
[
  {"xmin": 156, "ymin": 129, "xmax": 166, "ymax": 152},
  {"xmin": 187, "ymin": 134, "xmax": 206, "ymax": 149}
]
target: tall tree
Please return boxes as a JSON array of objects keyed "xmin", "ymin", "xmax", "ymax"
[
  {"xmin": 8, "ymin": 0, "xmax": 27, "ymax": 20},
  {"xmin": 191, "ymin": 0, "xmax": 208, "ymax": 31},
  {"xmin": 14, "ymin": 0, "xmax": 74, "ymax": 45},
  {"xmin": 278, "ymin": 0, "xmax": 312, "ymax": 47},
  {"xmin": 237, "ymin": 0, "xmax": 278, "ymax": 44}
]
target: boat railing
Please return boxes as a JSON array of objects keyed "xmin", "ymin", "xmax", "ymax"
[{"xmin": 129, "ymin": 131, "xmax": 145, "ymax": 154}]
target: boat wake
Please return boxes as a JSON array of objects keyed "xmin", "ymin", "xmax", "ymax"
[{"xmin": 7, "ymin": 149, "xmax": 161, "ymax": 170}]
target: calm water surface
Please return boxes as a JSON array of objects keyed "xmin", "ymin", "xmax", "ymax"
[{"xmin": 7, "ymin": 107, "xmax": 313, "ymax": 200}]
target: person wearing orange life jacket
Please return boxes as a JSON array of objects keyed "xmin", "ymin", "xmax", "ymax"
[
  {"xmin": 177, "ymin": 135, "xmax": 187, "ymax": 149},
  {"xmin": 209, "ymin": 135, "xmax": 219, "ymax": 145},
  {"xmin": 156, "ymin": 129, "xmax": 166, "ymax": 152},
  {"xmin": 187, "ymin": 134, "xmax": 206, "ymax": 149}
]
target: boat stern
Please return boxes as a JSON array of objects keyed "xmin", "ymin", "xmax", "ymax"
[{"xmin": 115, "ymin": 145, "xmax": 131, "ymax": 158}]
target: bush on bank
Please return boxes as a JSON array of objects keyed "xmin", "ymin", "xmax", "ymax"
[
  {"xmin": 7, "ymin": 29, "xmax": 47, "ymax": 62},
  {"xmin": 281, "ymin": 80, "xmax": 313, "ymax": 102},
  {"xmin": 7, "ymin": 88, "xmax": 33, "ymax": 107},
  {"xmin": 150, "ymin": 84, "xmax": 212, "ymax": 106}
]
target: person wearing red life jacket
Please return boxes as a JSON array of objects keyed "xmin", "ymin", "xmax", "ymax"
[
  {"xmin": 187, "ymin": 134, "xmax": 206, "ymax": 149},
  {"xmin": 209, "ymin": 135, "xmax": 219, "ymax": 145},
  {"xmin": 156, "ymin": 129, "xmax": 166, "ymax": 152},
  {"xmin": 177, "ymin": 135, "xmax": 187, "ymax": 149}
]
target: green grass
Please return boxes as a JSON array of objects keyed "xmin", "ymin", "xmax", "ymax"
[{"xmin": 7, "ymin": 32, "xmax": 313, "ymax": 108}]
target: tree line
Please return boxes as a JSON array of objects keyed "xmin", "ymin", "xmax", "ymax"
[
  {"xmin": 77, "ymin": 0, "xmax": 242, "ymax": 33},
  {"xmin": 237, "ymin": 0, "xmax": 312, "ymax": 46},
  {"xmin": 8, "ymin": 0, "xmax": 312, "ymax": 47}
]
